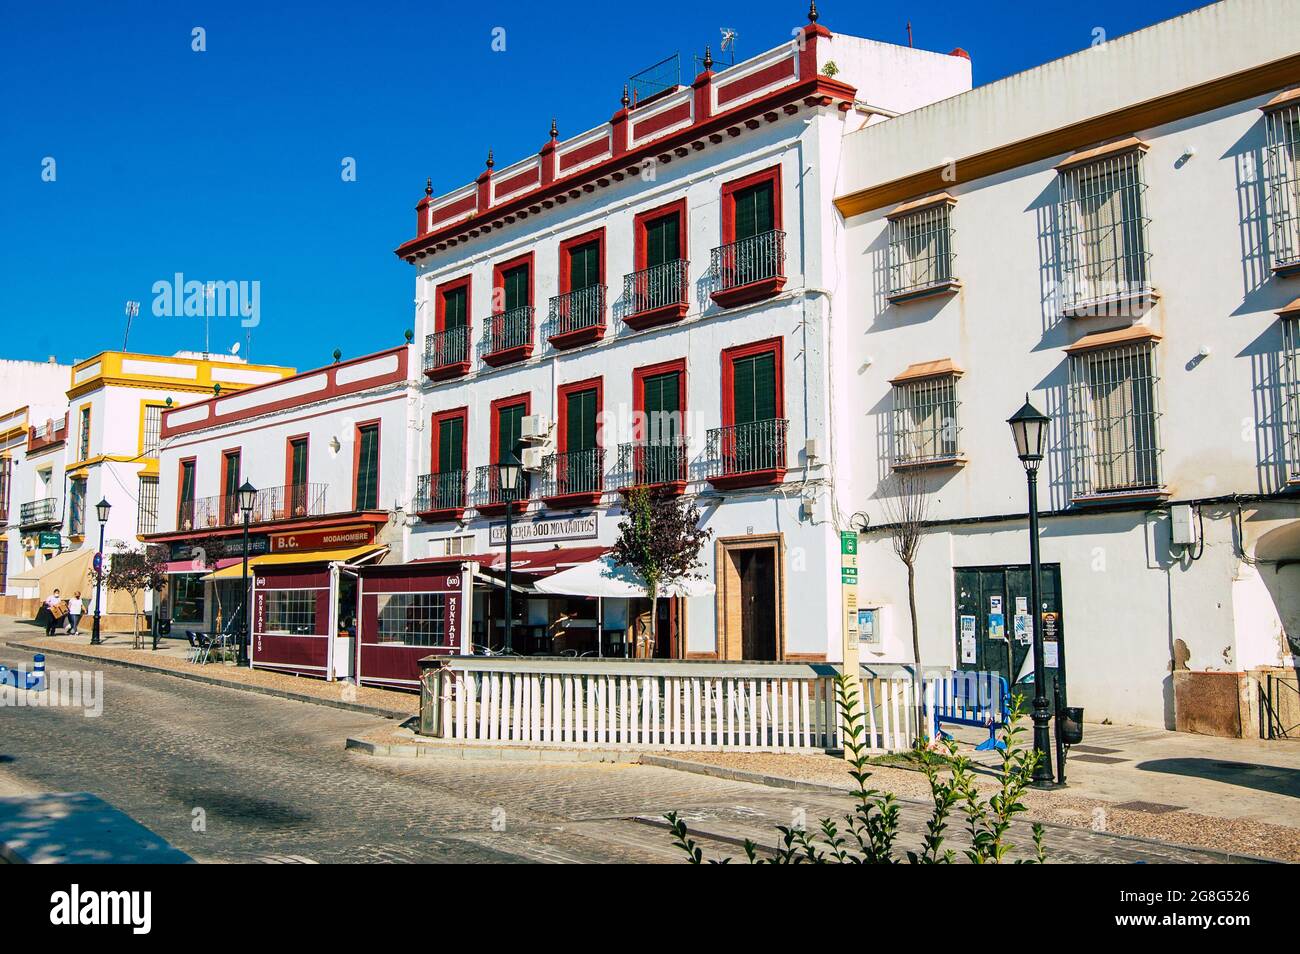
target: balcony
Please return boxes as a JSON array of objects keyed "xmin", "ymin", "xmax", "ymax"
[
  {"xmin": 706, "ymin": 419, "xmax": 788, "ymax": 490},
  {"xmin": 184, "ymin": 482, "xmax": 329, "ymax": 531},
  {"xmin": 623, "ymin": 260, "xmax": 689, "ymax": 330},
  {"xmin": 710, "ymin": 230, "xmax": 786, "ymax": 309},
  {"xmin": 541, "ymin": 447, "xmax": 605, "ymax": 508},
  {"xmin": 423, "ymin": 327, "xmax": 471, "ymax": 381},
  {"xmin": 482, "ymin": 306, "xmax": 534, "ymax": 367},
  {"xmin": 414, "ymin": 471, "xmax": 468, "ymax": 522},
  {"xmin": 19, "ymin": 497, "xmax": 60, "ymax": 529},
  {"xmin": 547, "ymin": 286, "xmax": 607, "ymax": 349},
  {"xmin": 616, "ymin": 439, "xmax": 689, "ymax": 496},
  {"xmin": 27, "ymin": 415, "xmax": 68, "ymax": 455},
  {"xmin": 473, "ymin": 465, "xmax": 529, "ymax": 516}
]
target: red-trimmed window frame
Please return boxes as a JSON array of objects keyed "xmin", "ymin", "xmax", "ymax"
[
  {"xmin": 713, "ymin": 165, "xmax": 786, "ymax": 309},
  {"xmin": 427, "ymin": 274, "xmax": 473, "ymax": 380},
  {"xmin": 551, "ymin": 229, "xmax": 608, "ymax": 349},
  {"xmin": 547, "ymin": 377, "xmax": 604, "ymax": 508},
  {"xmin": 483, "ymin": 393, "xmax": 532, "ymax": 515},
  {"xmin": 421, "ymin": 407, "xmax": 469, "ymax": 519},
  {"xmin": 220, "ymin": 447, "xmax": 242, "ymax": 524},
  {"xmin": 283, "ymin": 434, "xmax": 309, "ymax": 520},
  {"xmin": 353, "ymin": 419, "xmax": 381, "ymax": 512},
  {"xmin": 627, "ymin": 357, "xmax": 689, "ymax": 496},
  {"xmin": 714, "ymin": 336, "xmax": 787, "ymax": 489},
  {"xmin": 633, "ymin": 199, "xmax": 689, "ymax": 271},
  {"xmin": 487, "ymin": 252, "xmax": 536, "ymax": 365},
  {"xmin": 177, "ymin": 457, "xmax": 197, "ymax": 529}
]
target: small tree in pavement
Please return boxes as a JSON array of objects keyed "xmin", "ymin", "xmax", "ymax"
[
  {"xmin": 104, "ymin": 542, "xmax": 168, "ymax": 641},
  {"xmin": 611, "ymin": 487, "xmax": 712, "ymax": 657}
]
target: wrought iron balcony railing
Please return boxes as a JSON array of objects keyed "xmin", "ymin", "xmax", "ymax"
[
  {"xmin": 484, "ymin": 306, "xmax": 534, "ymax": 357},
  {"xmin": 623, "ymin": 260, "xmax": 689, "ymax": 319},
  {"xmin": 19, "ymin": 496, "xmax": 59, "ymax": 528},
  {"xmin": 424, "ymin": 327, "xmax": 470, "ymax": 373},
  {"xmin": 706, "ymin": 419, "xmax": 789, "ymax": 479},
  {"xmin": 616, "ymin": 439, "xmax": 689, "ymax": 488},
  {"xmin": 474, "ymin": 465, "xmax": 530, "ymax": 509},
  {"xmin": 711, "ymin": 230, "xmax": 785, "ymax": 291},
  {"xmin": 548, "ymin": 285, "xmax": 606, "ymax": 339},
  {"xmin": 542, "ymin": 447, "xmax": 605, "ymax": 501},
  {"xmin": 415, "ymin": 470, "xmax": 468, "ymax": 514},
  {"xmin": 187, "ymin": 482, "xmax": 329, "ymax": 530}
]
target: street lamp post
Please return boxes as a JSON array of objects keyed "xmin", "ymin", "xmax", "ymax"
[
  {"xmin": 497, "ymin": 449, "xmax": 522, "ymax": 654},
  {"xmin": 90, "ymin": 498, "xmax": 111, "ymax": 645},
  {"xmin": 1007, "ymin": 395, "xmax": 1055, "ymax": 786},
  {"xmin": 237, "ymin": 481, "xmax": 257, "ymax": 667}
]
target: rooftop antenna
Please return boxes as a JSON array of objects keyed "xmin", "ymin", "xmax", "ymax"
[
  {"xmin": 907, "ymin": 21, "xmax": 914, "ymax": 47},
  {"xmin": 122, "ymin": 300, "xmax": 140, "ymax": 350},
  {"xmin": 720, "ymin": 27, "xmax": 737, "ymax": 53},
  {"xmin": 202, "ymin": 282, "xmax": 215, "ymax": 358}
]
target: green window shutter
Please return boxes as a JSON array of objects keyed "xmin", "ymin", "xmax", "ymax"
[
  {"xmin": 180, "ymin": 462, "xmax": 194, "ymax": 505},
  {"xmin": 733, "ymin": 182, "xmax": 773, "ymax": 241},
  {"xmin": 566, "ymin": 388, "xmax": 597, "ymax": 451},
  {"xmin": 223, "ymin": 453, "xmax": 241, "ymax": 499},
  {"xmin": 355, "ymin": 426, "xmax": 379, "ymax": 510},
  {"xmin": 443, "ymin": 287, "xmax": 467, "ymax": 329},
  {"xmin": 291, "ymin": 441, "xmax": 308, "ymax": 486},
  {"xmin": 645, "ymin": 214, "xmax": 680, "ymax": 268},
  {"xmin": 498, "ymin": 404, "xmax": 525, "ymax": 461},
  {"xmin": 503, "ymin": 266, "xmax": 529, "ymax": 311},
  {"xmin": 438, "ymin": 417, "xmax": 464, "ymax": 473},
  {"xmin": 568, "ymin": 241, "xmax": 600, "ymax": 290},
  {"xmin": 642, "ymin": 371, "xmax": 680, "ymax": 444},
  {"xmin": 731, "ymin": 353, "xmax": 776, "ymax": 425}
]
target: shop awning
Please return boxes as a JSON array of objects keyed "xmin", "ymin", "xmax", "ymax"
[
  {"xmin": 535, "ymin": 555, "xmax": 716, "ymax": 599},
  {"xmin": 203, "ymin": 544, "xmax": 388, "ymax": 580},
  {"xmin": 165, "ymin": 557, "xmax": 241, "ymax": 575},
  {"xmin": 8, "ymin": 546, "xmax": 94, "ymax": 596},
  {"xmin": 496, "ymin": 546, "xmax": 610, "ymax": 576}
]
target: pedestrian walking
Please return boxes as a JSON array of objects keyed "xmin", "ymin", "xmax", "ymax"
[
  {"xmin": 42, "ymin": 589, "xmax": 65, "ymax": 637},
  {"xmin": 66, "ymin": 591, "xmax": 85, "ymax": 635}
]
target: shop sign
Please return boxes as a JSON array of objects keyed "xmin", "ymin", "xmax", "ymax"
[
  {"xmin": 489, "ymin": 513, "xmax": 597, "ymax": 546},
  {"xmin": 38, "ymin": 532, "xmax": 62, "ymax": 550},
  {"xmin": 270, "ymin": 525, "xmax": 374, "ymax": 553},
  {"xmin": 168, "ymin": 535, "xmax": 270, "ymax": 562}
]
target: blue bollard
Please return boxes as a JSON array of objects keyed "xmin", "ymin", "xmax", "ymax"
[{"xmin": 26, "ymin": 654, "xmax": 46, "ymax": 691}]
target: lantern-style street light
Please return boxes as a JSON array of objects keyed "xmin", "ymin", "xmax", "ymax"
[
  {"xmin": 238, "ymin": 481, "xmax": 257, "ymax": 667},
  {"xmin": 90, "ymin": 498, "xmax": 111, "ymax": 645},
  {"xmin": 1007, "ymin": 395, "xmax": 1054, "ymax": 785},
  {"xmin": 497, "ymin": 449, "xmax": 522, "ymax": 653}
]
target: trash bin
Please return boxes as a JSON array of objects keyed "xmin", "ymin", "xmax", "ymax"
[{"xmin": 1057, "ymin": 706, "xmax": 1084, "ymax": 745}]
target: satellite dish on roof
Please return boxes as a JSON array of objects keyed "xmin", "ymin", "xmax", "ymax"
[{"xmin": 230, "ymin": 342, "xmax": 240, "ymax": 355}]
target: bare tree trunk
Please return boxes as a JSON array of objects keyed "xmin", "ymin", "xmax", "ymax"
[{"xmin": 906, "ymin": 560, "xmax": 926, "ymax": 744}]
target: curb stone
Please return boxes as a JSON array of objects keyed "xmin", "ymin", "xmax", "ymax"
[
  {"xmin": 344, "ymin": 737, "xmax": 640, "ymax": 763},
  {"xmin": 4, "ymin": 640, "xmax": 412, "ymax": 721}
]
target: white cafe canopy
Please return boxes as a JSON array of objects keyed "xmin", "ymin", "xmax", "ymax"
[{"xmin": 534, "ymin": 555, "xmax": 715, "ymax": 600}]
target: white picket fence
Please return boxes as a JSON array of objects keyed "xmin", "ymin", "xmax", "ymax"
[{"xmin": 420, "ymin": 658, "xmax": 928, "ymax": 753}]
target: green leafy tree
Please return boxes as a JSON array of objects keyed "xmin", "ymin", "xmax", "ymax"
[
  {"xmin": 610, "ymin": 487, "xmax": 712, "ymax": 657},
  {"xmin": 666, "ymin": 678, "xmax": 1047, "ymax": 863},
  {"xmin": 104, "ymin": 542, "xmax": 168, "ymax": 640}
]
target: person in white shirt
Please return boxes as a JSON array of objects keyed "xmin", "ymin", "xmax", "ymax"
[
  {"xmin": 66, "ymin": 592, "xmax": 85, "ymax": 635},
  {"xmin": 43, "ymin": 589, "xmax": 63, "ymax": 636}
]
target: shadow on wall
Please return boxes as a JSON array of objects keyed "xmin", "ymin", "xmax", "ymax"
[
  {"xmin": 1242, "ymin": 321, "xmax": 1291, "ymax": 495},
  {"xmin": 1224, "ymin": 118, "xmax": 1273, "ymax": 308}
]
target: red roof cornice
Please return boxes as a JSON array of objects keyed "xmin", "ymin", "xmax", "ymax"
[{"xmin": 395, "ymin": 74, "xmax": 857, "ymax": 264}]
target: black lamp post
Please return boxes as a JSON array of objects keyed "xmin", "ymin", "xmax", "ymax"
[
  {"xmin": 1007, "ymin": 395, "xmax": 1055, "ymax": 786},
  {"xmin": 90, "ymin": 497, "xmax": 111, "ymax": 645},
  {"xmin": 237, "ymin": 480, "xmax": 257, "ymax": 666},
  {"xmin": 497, "ymin": 449, "xmax": 522, "ymax": 654}
]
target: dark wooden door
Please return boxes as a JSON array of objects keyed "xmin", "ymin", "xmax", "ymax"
[
  {"xmin": 738, "ymin": 548, "xmax": 777, "ymax": 660},
  {"xmin": 954, "ymin": 564, "xmax": 1064, "ymax": 701}
]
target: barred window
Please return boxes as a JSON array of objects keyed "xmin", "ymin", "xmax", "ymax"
[
  {"xmin": 1057, "ymin": 146, "xmax": 1153, "ymax": 315},
  {"xmin": 68, "ymin": 478, "xmax": 86, "ymax": 536},
  {"xmin": 265, "ymin": 590, "xmax": 318, "ymax": 636},
  {"xmin": 1264, "ymin": 102, "xmax": 1300, "ymax": 271},
  {"xmin": 137, "ymin": 476, "xmax": 158, "ymax": 536},
  {"xmin": 1067, "ymin": 338, "xmax": 1162, "ymax": 497},
  {"xmin": 891, "ymin": 371, "xmax": 961, "ymax": 466},
  {"xmin": 1283, "ymin": 314, "xmax": 1300, "ymax": 483},
  {"xmin": 142, "ymin": 404, "xmax": 163, "ymax": 458},
  {"xmin": 887, "ymin": 199, "xmax": 956, "ymax": 300},
  {"xmin": 375, "ymin": 592, "xmax": 448, "ymax": 647}
]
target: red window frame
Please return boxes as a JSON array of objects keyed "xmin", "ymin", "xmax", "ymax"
[
  {"xmin": 177, "ymin": 457, "xmax": 197, "ymax": 526},
  {"xmin": 556, "ymin": 377, "xmax": 604, "ymax": 454},
  {"xmin": 633, "ymin": 199, "xmax": 688, "ymax": 271},
  {"xmin": 491, "ymin": 251, "xmax": 535, "ymax": 314},
  {"xmin": 431, "ymin": 407, "xmax": 469, "ymax": 474},
  {"xmin": 220, "ymin": 447, "xmax": 242, "ymax": 522},
  {"xmin": 720, "ymin": 336, "xmax": 785, "ymax": 429},
  {"xmin": 719, "ymin": 165, "xmax": 783, "ymax": 246},
  {"xmin": 353, "ymin": 419, "xmax": 381, "ymax": 511},
  {"xmin": 558, "ymin": 228, "xmax": 606, "ymax": 296},
  {"xmin": 489, "ymin": 393, "xmax": 532, "ymax": 463},
  {"xmin": 435, "ymin": 274, "xmax": 473, "ymax": 335},
  {"xmin": 632, "ymin": 358, "xmax": 687, "ymax": 442},
  {"xmin": 283, "ymin": 434, "xmax": 309, "ymax": 490}
]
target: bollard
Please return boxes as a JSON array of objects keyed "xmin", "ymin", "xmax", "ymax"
[{"xmin": 27, "ymin": 654, "xmax": 46, "ymax": 691}]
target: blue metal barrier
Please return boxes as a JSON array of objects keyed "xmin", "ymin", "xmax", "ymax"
[{"xmin": 930, "ymin": 671, "xmax": 1009, "ymax": 751}]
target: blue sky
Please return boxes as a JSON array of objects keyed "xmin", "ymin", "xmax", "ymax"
[{"xmin": 0, "ymin": 0, "xmax": 1212, "ymax": 370}]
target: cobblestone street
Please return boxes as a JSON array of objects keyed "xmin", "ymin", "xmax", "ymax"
[{"xmin": 0, "ymin": 645, "xmax": 1257, "ymax": 863}]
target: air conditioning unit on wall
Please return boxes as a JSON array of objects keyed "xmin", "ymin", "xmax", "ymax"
[
  {"xmin": 520, "ymin": 414, "xmax": 550, "ymax": 443},
  {"xmin": 521, "ymin": 447, "xmax": 546, "ymax": 472}
]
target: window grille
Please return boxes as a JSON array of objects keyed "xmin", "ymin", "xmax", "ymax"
[
  {"xmin": 1283, "ymin": 315, "xmax": 1300, "ymax": 483},
  {"xmin": 891, "ymin": 374, "xmax": 961, "ymax": 465},
  {"xmin": 0, "ymin": 457, "xmax": 10, "ymax": 524},
  {"xmin": 375, "ymin": 592, "xmax": 448, "ymax": 647},
  {"xmin": 78, "ymin": 407, "xmax": 91, "ymax": 461},
  {"xmin": 142, "ymin": 404, "xmax": 163, "ymax": 458},
  {"xmin": 137, "ymin": 477, "xmax": 158, "ymax": 536},
  {"xmin": 1057, "ymin": 148, "xmax": 1153, "ymax": 315},
  {"xmin": 1067, "ymin": 339, "xmax": 1162, "ymax": 497},
  {"xmin": 264, "ymin": 590, "xmax": 317, "ymax": 636},
  {"xmin": 1264, "ymin": 103, "xmax": 1300, "ymax": 271},
  {"xmin": 68, "ymin": 478, "xmax": 86, "ymax": 536},
  {"xmin": 887, "ymin": 202, "xmax": 956, "ymax": 299}
]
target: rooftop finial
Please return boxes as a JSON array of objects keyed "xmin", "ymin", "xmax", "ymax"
[
  {"xmin": 703, "ymin": 45, "xmax": 713, "ymax": 70},
  {"xmin": 424, "ymin": 177, "xmax": 433, "ymax": 197},
  {"xmin": 550, "ymin": 118, "xmax": 558, "ymax": 139},
  {"xmin": 621, "ymin": 85, "xmax": 629, "ymax": 108},
  {"xmin": 486, "ymin": 148, "xmax": 494, "ymax": 170},
  {"xmin": 808, "ymin": 0, "xmax": 819, "ymax": 23}
]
